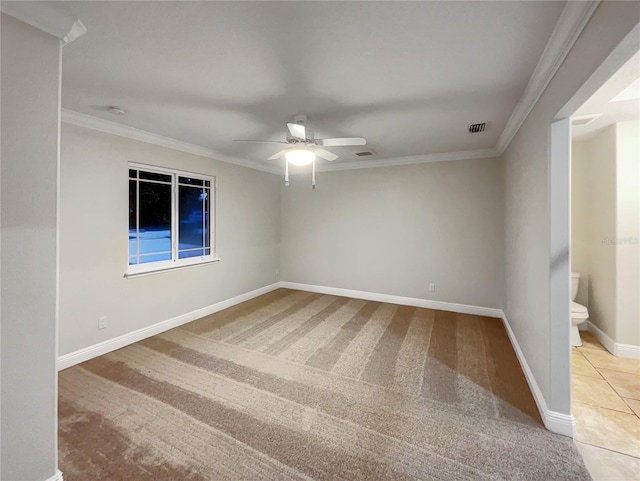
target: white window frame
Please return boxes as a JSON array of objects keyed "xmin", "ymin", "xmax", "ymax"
[{"xmin": 126, "ymin": 162, "xmax": 218, "ymax": 277}]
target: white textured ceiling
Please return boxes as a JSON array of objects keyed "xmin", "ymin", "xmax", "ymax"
[{"xmin": 59, "ymin": 1, "xmax": 566, "ymax": 169}]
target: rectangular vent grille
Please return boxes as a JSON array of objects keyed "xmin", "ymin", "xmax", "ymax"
[
  {"xmin": 469, "ymin": 123, "xmax": 486, "ymax": 133},
  {"xmin": 571, "ymin": 114, "xmax": 601, "ymax": 126},
  {"xmin": 355, "ymin": 151, "xmax": 374, "ymax": 157}
]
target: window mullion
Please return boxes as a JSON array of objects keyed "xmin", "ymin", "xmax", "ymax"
[
  {"xmin": 173, "ymin": 174, "xmax": 178, "ymax": 262},
  {"xmin": 128, "ymin": 165, "xmax": 215, "ymax": 274},
  {"xmin": 202, "ymin": 187, "xmax": 206, "ymax": 254},
  {"xmin": 136, "ymin": 177, "xmax": 140, "ymax": 264}
]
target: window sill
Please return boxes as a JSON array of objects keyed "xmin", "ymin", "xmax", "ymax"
[{"xmin": 124, "ymin": 258, "xmax": 221, "ymax": 279}]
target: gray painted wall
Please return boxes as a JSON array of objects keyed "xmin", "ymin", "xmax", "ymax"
[
  {"xmin": 573, "ymin": 122, "xmax": 640, "ymax": 348},
  {"xmin": 58, "ymin": 124, "xmax": 281, "ymax": 356},
  {"xmin": 1, "ymin": 14, "xmax": 61, "ymax": 481},
  {"xmin": 615, "ymin": 121, "xmax": 640, "ymax": 347},
  {"xmin": 574, "ymin": 127, "xmax": 618, "ymax": 341},
  {"xmin": 502, "ymin": 2, "xmax": 640, "ymax": 414},
  {"xmin": 571, "ymin": 140, "xmax": 591, "ymax": 307},
  {"xmin": 281, "ymin": 158, "xmax": 504, "ymax": 308}
]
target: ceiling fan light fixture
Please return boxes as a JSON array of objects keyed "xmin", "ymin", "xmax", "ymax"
[{"xmin": 285, "ymin": 149, "xmax": 315, "ymax": 166}]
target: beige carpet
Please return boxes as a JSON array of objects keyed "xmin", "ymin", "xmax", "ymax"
[{"xmin": 59, "ymin": 288, "xmax": 591, "ymax": 480}]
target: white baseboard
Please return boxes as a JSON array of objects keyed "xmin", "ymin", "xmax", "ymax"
[
  {"xmin": 501, "ymin": 312, "xmax": 575, "ymax": 437},
  {"xmin": 616, "ymin": 343, "xmax": 640, "ymax": 359},
  {"xmin": 279, "ymin": 281, "xmax": 503, "ymax": 318},
  {"xmin": 57, "ymin": 279, "xmax": 576, "ymax": 437},
  {"xmin": 58, "ymin": 281, "xmax": 501, "ymax": 370},
  {"xmin": 47, "ymin": 470, "xmax": 63, "ymax": 481},
  {"xmin": 587, "ymin": 321, "xmax": 640, "ymax": 359},
  {"xmin": 57, "ymin": 283, "xmax": 280, "ymax": 370},
  {"xmin": 587, "ymin": 321, "xmax": 616, "ymax": 353}
]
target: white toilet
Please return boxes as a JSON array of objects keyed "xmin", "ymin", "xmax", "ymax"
[{"xmin": 571, "ymin": 272, "xmax": 589, "ymax": 346}]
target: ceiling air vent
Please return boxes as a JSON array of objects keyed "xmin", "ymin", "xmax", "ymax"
[
  {"xmin": 469, "ymin": 123, "xmax": 486, "ymax": 133},
  {"xmin": 571, "ymin": 114, "xmax": 602, "ymax": 126},
  {"xmin": 355, "ymin": 150, "xmax": 375, "ymax": 157}
]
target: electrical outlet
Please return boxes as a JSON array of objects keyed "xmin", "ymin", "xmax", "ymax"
[
  {"xmin": 98, "ymin": 316, "xmax": 108, "ymax": 330},
  {"xmin": 429, "ymin": 283, "xmax": 436, "ymax": 292},
  {"xmin": 275, "ymin": 268, "xmax": 280, "ymax": 277}
]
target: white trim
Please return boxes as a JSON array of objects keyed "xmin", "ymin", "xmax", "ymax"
[
  {"xmin": 124, "ymin": 258, "xmax": 221, "ymax": 278},
  {"xmin": 616, "ymin": 344, "xmax": 640, "ymax": 360},
  {"xmin": 543, "ymin": 410, "xmax": 576, "ymax": 438},
  {"xmin": 279, "ymin": 281, "xmax": 502, "ymax": 318},
  {"xmin": 501, "ymin": 312, "xmax": 575, "ymax": 437},
  {"xmin": 126, "ymin": 163, "xmax": 216, "ymax": 275},
  {"xmin": 61, "ymin": 108, "xmax": 500, "ymax": 174},
  {"xmin": 548, "ymin": 117, "xmax": 572, "ymax": 419},
  {"xmin": 57, "ymin": 283, "xmax": 279, "ymax": 370},
  {"xmin": 55, "ymin": 278, "xmax": 579, "ymax": 437},
  {"xmin": 586, "ymin": 321, "xmax": 616, "ymax": 353},
  {"xmin": 557, "ymin": 25, "xmax": 640, "ymax": 120},
  {"xmin": 496, "ymin": 1, "xmax": 600, "ymax": 154},
  {"xmin": 61, "ymin": 109, "xmax": 281, "ymax": 175},
  {"xmin": 283, "ymin": 282, "xmax": 576, "ymax": 436},
  {"xmin": 0, "ymin": 3, "xmax": 86, "ymax": 44},
  {"xmin": 46, "ymin": 470, "xmax": 64, "ymax": 481},
  {"xmin": 315, "ymin": 148, "xmax": 501, "ymax": 172},
  {"xmin": 587, "ymin": 321, "xmax": 640, "ymax": 359},
  {"xmin": 54, "ymin": 3, "xmax": 598, "ymax": 175},
  {"xmin": 54, "ymin": 36, "xmax": 64, "ymax": 473}
]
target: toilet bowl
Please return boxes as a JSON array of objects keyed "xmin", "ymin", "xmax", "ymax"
[
  {"xmin": 571, "ymin": 301, "xmax": 589, "ymax": 346},
  {"xmin": 571, "ymin": 272, "xmax": 589, "ymax": 347}
]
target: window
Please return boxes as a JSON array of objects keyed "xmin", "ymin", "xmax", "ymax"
[{"xmin": 128, "ymin": 164, "xmax": 215, "ymax": 275}]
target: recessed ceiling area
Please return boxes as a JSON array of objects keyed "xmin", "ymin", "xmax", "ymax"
[
  {"xmin": 59, "ymin": 1, "xmax": 566, "ymax": 169},
  {"xmin": 572, "ymin": 51, "xmax": 640, "ymax": 140}
]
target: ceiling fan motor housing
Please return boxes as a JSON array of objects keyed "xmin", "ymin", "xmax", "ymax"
[{"xmin": 286, "ymin": 127, "xmax": 314, "ymax": 143}]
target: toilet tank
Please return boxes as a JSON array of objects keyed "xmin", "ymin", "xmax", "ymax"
[{"xmin": 571, "ymin": 272, "xmax": 580, "ymax": 301}]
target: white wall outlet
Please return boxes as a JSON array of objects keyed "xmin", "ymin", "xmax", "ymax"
[
  {"xmin": 98, "ymin": 316, "xmax": 108, "ymax": 330},
  {"xmin": 429, "ymin": 283, "xmax": 436, "ymax": 292},
  {"xmin": 275, "ymin": 268, "xmax": 280, "ymax": 277}
]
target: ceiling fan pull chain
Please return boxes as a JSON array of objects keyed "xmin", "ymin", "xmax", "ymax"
[
  {"xmin": 312, "ymin": 158, "xmax": 316, "ymax": 190},
  {"xmin": 285, "ymin": 159, "xmax": 289, "ymax": 186}
]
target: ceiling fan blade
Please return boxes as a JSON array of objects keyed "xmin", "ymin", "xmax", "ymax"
[
  {"xmin": 316, "ymin": 137, "xmax": 366, "ymax": 147},
  {"xmin": 233, "ymin": 139, "xmax": 288, "ymax": 144},
  {"xmin": 267, "ymin": 149, "xmax": 288, "ymax": 160},
  {"xmin": 313, "ymin": 147, "xmax": 338, "ymax": 161},
  {"xmin": 287, "ymin": 122, "xmax": 306, "ymax": 140}
]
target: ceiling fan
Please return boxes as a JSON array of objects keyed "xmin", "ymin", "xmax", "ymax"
[{"xmin": 233, "ymin": 115, "xmax": 366, "ymax": 188}]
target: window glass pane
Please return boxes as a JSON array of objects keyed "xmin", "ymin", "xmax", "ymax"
[
  {"xmin": 179, "ymin": 185, "xmax": 209, "ymax": 251},
  {"xmin": 204, "ymin": 188, "xmax": 210, "ymax": 248},
  {"xmin": 129, "ymin": 179, "xmax": 138, "ymax": 261},
  {"xmin": 128, "ymin": 166, "xmax": 213, "ymax": 270},
  {"xmin": 139, "ymin": 181, "xmax": 172, "ymax": 256},
  {"xmin": 178, "ymin": 249, "xmax": 206, "ymax": 259},
  {"xmin": 139, "ymin": 171, "xmax": 171, "ymax": 183},
  {"xmin": 139, "ymin": 252, "xmax": 172, "ymax": 263},
  {"xmin": 179, "ymin": 176, "xmax": 204, "ymax": 186}
]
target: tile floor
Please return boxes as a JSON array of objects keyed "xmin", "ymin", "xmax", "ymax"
[{"xmin": 572, "ymin": 331, "xmax": 640, "ymax": 480}]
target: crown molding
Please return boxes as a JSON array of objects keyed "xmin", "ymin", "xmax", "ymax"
[
  {"xmin": 61, "ymin": 109, "xmax": 281, "ymax": 175},
  {"xmin": 1, "ymin": 2, "xmax": 86, "ymax": 44},
  {"xmin": 315, "ymin": 148, "xmax": 501, "ymax": 172},
  {"xmin": 495, "ymin": 0, "xmax": 600, "ymax": 154},
  {"xmin": 37, "ymin": 1, "xmax": 598, "ymax": 175},
  {"xmin": 62, "ymin": 109, "xmax": 498, "ymax": 175}
]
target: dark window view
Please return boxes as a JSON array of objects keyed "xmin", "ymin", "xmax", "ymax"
[
  {"xmin": 178, "ymin": 182, "xmax": 210, "ymax": 259},
  {"xmin": 129, "ymin": 168, "xmax": 212, "ymax": 267}
]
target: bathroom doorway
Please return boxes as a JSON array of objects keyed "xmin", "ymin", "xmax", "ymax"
[
  {"xmin": 570, "ymin": 51, "xmax": 640, "ymax": 356},
  {"xmin": 566, "ymin": 47, "xmax": 640, "ymax": 477}
]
